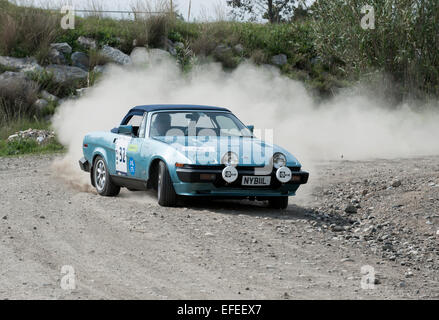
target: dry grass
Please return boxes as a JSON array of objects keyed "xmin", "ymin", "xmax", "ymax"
[
  {"xmin": 0, "ymin": 2, "xmax": 60, "ymax": 62},
  {"xmin": 88, "ymin": 49, "xmax": 111, "ymax": 69},
  {"xmin": 0, "ymin": 78, "xmax": 39, "ymax": 123}
]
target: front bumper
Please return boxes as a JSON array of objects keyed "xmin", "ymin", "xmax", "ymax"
[
  {"xmin": 174, "ymin": 165, "xmax": 309, "ymax": 197},
  {"xmin": 79, "ymin": 157, "xmax": 91, "ymax": 172}
]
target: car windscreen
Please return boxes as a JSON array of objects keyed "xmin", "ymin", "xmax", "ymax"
[{"xmin": 149, "ymin": 111, "xmax": 253, "ymax": 138}]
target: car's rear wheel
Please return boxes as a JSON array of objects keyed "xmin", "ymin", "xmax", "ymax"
[
  {"xmin": 268, "ymin": 196, "xmax": 288, "ymax": 209},
  {"xmin": 93, "ymin": 156, "xmax": 120, "ymax": 197},
  {"xmin": 157, "ymin": 161, "xmax": 178, "ymax": 207}
]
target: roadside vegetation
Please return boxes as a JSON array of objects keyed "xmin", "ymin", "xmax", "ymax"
[
  {"xmin": 0, "ymin": 0, "xmax": 438, "ymax": 155},
  {"xmin": 0, "ymin": 118, "xmax": 64, "ymax": 156}
]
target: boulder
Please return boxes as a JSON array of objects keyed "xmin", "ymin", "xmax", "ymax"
[
  {"xmin": 100, "ymin": 45, "xmax": 131, "ymax": 65},
  {"xmin": 48, "ymin": 48, "xmax": 67, "ymax": 65},
  {"xmin": 93, "ymin": 65, "xmax": 107, "ymax": 74},
  {"xmin": 163, "ymin": 37, "xmax": 177, "ymax": 56},
  {"xmin": 77, "ymin": 36, "xmax": 97, "ymax": 50},
  {"xmin": 214, "ymin": 44, "xmax": 232, "ymax": 57},
  {"xmin": 33, "ymin": 99, "xmax": 49, "ymax": 112},
  {"xmin": 50, "ymin": 42, "xmax": 72, "ymax": 55},
  {"xmin": 0, "ymin": 56, "xmax": 43, "ymax": 73},
  {"xmin": 233, "ymin": 44, "xmax": 244, "ymax": 55},
  {"xmin": 41, "ymin": 90, "xmax": 59, "ymax": 102},
  {"xmin": 271, "ymin": 54, "xmax": 288, "ymax": 66},
  {"xmin": 45, "ymin": 65, "xmax": 88, "ymax": 84},
  {"xmin": 0, "ymin": 71, "xmax": 38, "ymax": 91},
  {"xmin": 71, "ymin": 52, "xmax": 89, "ymax": 71}
]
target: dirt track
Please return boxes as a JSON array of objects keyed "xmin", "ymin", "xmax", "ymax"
[{"xmin": 0, "ymin": 154, "xmax": 438, "ymax": 299}]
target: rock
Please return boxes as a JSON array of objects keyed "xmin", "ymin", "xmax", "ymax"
[
  {"xmin": 331, "ymin": 225, "xmax": 344, "ymax": 232},
  {"xmin": 168, "ymin": 46, "xmax": 177, "ymax": 56},
  {"xmin": 130, "ymin": 47, "xmax": 171, "ymax": 66},
  {"xmin": 2, "ymin": 216, "xmax": 7, "ymax": 220},
  {"xmin": 100, "ymin": 45, "xmax": 131, "ymax": 65},
  {"xmin": 76, "ymin": 88, "xmax": 89, "ymax": 96},
  {"xmin": 93, "ymin": 65, "xmax": 106, "ymax": 73},
  {"xmin": 50, "ymin": 42, "xmax": 72, "ymax": 55},
  {"xmin": 345, "ymin": 204, "xmax": 358, "ymax": 214},
  {"xmin": 71, "ymin": 52, "xmax": 89, "ymax": 71},
  {"xmin": 40, "ymin": 90, "xmax": 59, "ymax": 102},
  {"xmin": 391, "ymin": 179, "xmax": 402, "ymax": 188},
  {"xmin": 163, "ymin": 37, "xmax": 177, "ymax": 56},
  {"xmin": 234, "ymin": 44, "xmax": 244, "ymax": 55},
  {"xmin": 271, "ymin": 54, "xmax": 288, "ymax": 66},
  {"xmin": 7, "ymin": 128, "xmax": 55, "ymax": 144},
  {"xmin": 77, "ymin": 36, "xmax": 97, "ymax": 50},
  {"xmin": 45, "ymin": 65, "xmax": 88, "ymax": 84},
  {"xmin": 48, "ymin": 48, "xmax": 67, "ymax": 65},
  {"xmin": 174, "ymin": 42, "xmax": 185, "ymax": 49},
  {"xmin": 0, "ymin": 56, "xmax": 43, "ymax": 73},
  {"xmin": 0, "ymin": 72, "xmax": 39, "ymax": 98},
  {"xmin": 33, "ymin": 99, "xmax": 49, "ymax": 111},
  {"xmin": 214, "ymin": 44, "xmax": 232, "ymax": 57}
]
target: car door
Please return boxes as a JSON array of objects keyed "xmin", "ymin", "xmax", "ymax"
[{"xmin": 125, "ymin": 113, "xmax": 147, "ymax": 180}]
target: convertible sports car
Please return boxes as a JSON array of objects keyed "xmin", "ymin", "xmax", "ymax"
[{"xmin": 79, "ymin": 105, "xmax": 309, "ymax": 208}]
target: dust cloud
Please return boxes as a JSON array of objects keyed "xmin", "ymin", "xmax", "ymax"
[{"xmin": 52, "ymin": 48, "xmax": 439, "ymax": 192}]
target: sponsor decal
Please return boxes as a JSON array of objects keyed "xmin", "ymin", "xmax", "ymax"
[{"xmin": 129, "ymin": 157, "xmax": 136, "ymax": 175}]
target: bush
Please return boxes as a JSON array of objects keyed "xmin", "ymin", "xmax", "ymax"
[{"xmin": 0, "ymin": 77, "xmax": 39, "ymax": 123}]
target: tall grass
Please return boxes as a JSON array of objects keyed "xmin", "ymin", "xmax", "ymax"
[
  {"xmin": 0, "ymin": 0, "xmax": 60, "ymax": 62},
  {"xmin": 312, "ymin": 0, "xmax": 439, "ymax": 100}
]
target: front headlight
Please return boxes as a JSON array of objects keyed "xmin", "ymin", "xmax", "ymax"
[
  {"xmin": 273, "ymin": 153, "xmax": 287, "ymax": 169},
  {"xmin": 221, "ymin": 151, "xmax": 239, "ymax": 167}
]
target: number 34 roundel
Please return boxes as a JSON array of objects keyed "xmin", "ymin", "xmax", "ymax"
[{"xmin": 115, "ymin": 137, "xmax": 130, "ymax": 175}]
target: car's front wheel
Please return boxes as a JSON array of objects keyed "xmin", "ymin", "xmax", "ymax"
[
  {"xmin": 268, "ymin": 196, "xmax": 289, "ymax": 209},
  {"xmin": 93, "ymin": 156, "xmax": 120, "ymax": 197},
  {"xmin": 157, "ymin": 161, "xmax": 178, "ymax": 207}
]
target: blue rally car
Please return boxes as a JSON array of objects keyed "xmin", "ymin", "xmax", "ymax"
[{"xmin": 79, "ymin": 105, "xmax": 309, "ymax": 208}]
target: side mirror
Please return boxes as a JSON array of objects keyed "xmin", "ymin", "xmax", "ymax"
[
  {"xmin": 247, "ymin": 125, "xmax": 254, "ymax": 133},
  {"xmin": 118, "ymin": 125, "xmax": 134, "ymax": 135}
]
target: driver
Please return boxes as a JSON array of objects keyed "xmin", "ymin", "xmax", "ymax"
[{"xmin": 152, "ymin": 113, "xmax": 171, "ymax": 136}]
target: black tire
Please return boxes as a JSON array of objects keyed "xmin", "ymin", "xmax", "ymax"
[
  {"xmin": 268, "ymin": 196, "xmax": 289, "ymax": 209},
  {"xmin": 157, "ymin": 161, "xmax": 178, "ymax": 207},
  {"xmin": 93, "ymin": 156, "xmax": 120, "ymax": 197}
]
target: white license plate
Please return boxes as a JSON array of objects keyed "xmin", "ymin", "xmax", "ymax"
[{"xmin": 242, "ymin": 176, "xmax": 271, "ymax": 186}]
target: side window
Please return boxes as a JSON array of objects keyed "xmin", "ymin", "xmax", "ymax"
[{"xmin": 127, "ymin": 114, "xmax": 144, "ymax": 137}]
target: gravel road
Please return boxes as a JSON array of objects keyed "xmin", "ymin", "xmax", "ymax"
[{"xmin": 0, "ymin": 154, "xmax": 438, "ymax": 299}]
